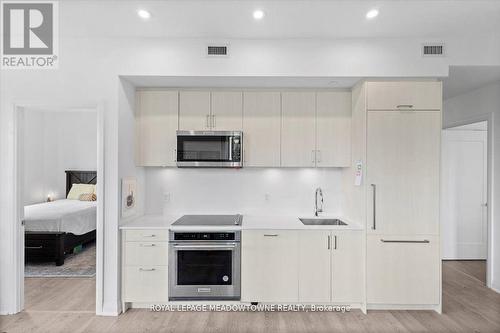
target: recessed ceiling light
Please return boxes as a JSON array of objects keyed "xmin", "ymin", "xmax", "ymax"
[
  {"xmin": 366, "ymin": 9, "xmax": 379, "ymax": 19},
  {"xmin": 137, "ymin": 9, "xmax": 151, "ymax": 19},
  {"xmin": 253, "ymin": 9, "xmax": 265, "ymax": 20}
]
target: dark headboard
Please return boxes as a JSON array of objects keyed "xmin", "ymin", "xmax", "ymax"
[{"xmin": 65, "ymin": 170, "xmax": 97, "ymax": 196}]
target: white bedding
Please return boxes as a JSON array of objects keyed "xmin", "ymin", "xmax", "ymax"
[{"xmin": 24, "ymin": 199, "xmax": 97, "ymax": 235}]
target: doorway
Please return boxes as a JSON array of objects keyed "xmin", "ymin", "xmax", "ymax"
[
  {"xmin": 15, "ymin": 105, "xmax": 104, "ymax": 314},
  {"xmin": 441, "ymin": 121, "xmax": 488, "ymax": 285}
]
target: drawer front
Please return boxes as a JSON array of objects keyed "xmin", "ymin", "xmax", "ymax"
[
  {"xmin": 124, "ymin": 242, "xmax": 168, "ymax": 266},
  {"xmin": 367, "ymin": 234, "xmax": 440, "ymax": 305},
  {"xmin": 123, "ymin": 266, "xmax": 168, "ymax": 302},
  {"xmin": 124, "ymin": 229, "xmax": 168, "ymax": 242},
  {"xmin": 366, "ymin": 81, "xmax": 442, "ymax": 111}
]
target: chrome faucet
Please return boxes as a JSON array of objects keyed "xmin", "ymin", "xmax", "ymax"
[{"xmin": 314, "ymin": 187, "xmax": 324, "ymax": 217}]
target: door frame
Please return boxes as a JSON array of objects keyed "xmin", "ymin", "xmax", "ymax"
[
  {"xmin": 13, "ymin": 102, "xmax": 105, "ymax": 314},
  {"xmin": 443, "ymin": 113, "xmax": 494, "ymax": 289}
]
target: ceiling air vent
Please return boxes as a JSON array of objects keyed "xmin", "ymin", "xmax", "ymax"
[
  {"xmin": 422, "ymin": 43, "xmax": 445, "ymax": 57},
  {"xmin": 207, "ymin": 45, "xmax": 228, "ymax": 57}
]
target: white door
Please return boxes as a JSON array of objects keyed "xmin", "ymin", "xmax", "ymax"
[
  {"xmin": 366, "ymin": 111, "xmax": 441, "ymax": 235},
  {"xmin": 316, "ymin": 92, "xmax": 352, "ymax": 167},
  {"xmin": 298, "ymin": 231, "xmax": 331, "ymax": 302},
  {"xmin": 211, "ymin": 91, "xmax": 243, "ymax": 130},
  {"xmin": 281, "ymin": 92, "xmax": 316, "ymax": 167},
  {"xmin": 179, "ymin": 91, "xmax": 211, "ymax": 130},
  {"xmin": 242, "ymin": 91, "xmax": 281, "ymax": 167},
  {"xmin": 331, "ymin": 231, "xmax": 363, "ymax": 303},
  {"xmin": 441, "ymin": 129, "xmax": 488, "ymax": 259},
  {"xmin": 241, "ymin": 230, "xmax": 299, "ymax": 302}
]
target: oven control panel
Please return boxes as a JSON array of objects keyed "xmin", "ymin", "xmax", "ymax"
[{"xmin": 173, "ymin": 232, "xmax": 236, "ymax": 241}]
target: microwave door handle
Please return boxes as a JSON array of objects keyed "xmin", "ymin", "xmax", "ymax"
[
  {"xmin": 229, "ymin": 138, "xmax": 233, "ymax": 161},
  {"xmin": 173, "ymin": 244, "xmax": 237, "ymax": 249}
]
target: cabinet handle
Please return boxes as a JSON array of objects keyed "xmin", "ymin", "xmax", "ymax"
[
  {"xmin": 396, "ymin": 104, "xmax": 414, "ymax": 109},
  {"xmin": 140, "ymin": 244, "xmax": 156, "ymax": 247},
  {"xmin": 327, "ymin": 235, "xmax": 331, "ymax": 249},
  {"xmin": 380, "ymin": 239, "xmax": 430, "ymax": 243},
  {"xmin": 316, "ymin": 150, "xmax": 321, "ymax": 163},
  {"xmin": 142, "ymin": 234, "xmax": 156, "ymax": 238},
  {"xmin": 139, "ymin": 268, "xmax": 156, "ymax": 272},
  {"xmin": 311, "ymin": 150, "xmax": 316, "ymax": 165},
  {"xmin": 173, "ymin": 148, "xmax": 177, "ymax": 162},
  {"xmin": 334, "ymin": 235, "xmax": 337, "ymax": 250},
  {"xmin": 212, "ymin": 115, "xmax": 216, "ymax": 128},
  {"xmin": 26, "ymin": 246, "xmax": 43, "ymax": 249},
  {"xmin": 263, "ymin": 234, "xmax": 278, "ymax": 237},
  {"xmin": 371, "ymin": 184, "xmax": 376, "ymax": 230},
  {"xmin": 206, "ymin": 114, "xmax": 210, "ymax": 128}
]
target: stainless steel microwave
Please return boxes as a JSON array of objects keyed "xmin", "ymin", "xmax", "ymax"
[{"xmin": 176, "ymin": 130, "xmax": 243, "ymax": 168}]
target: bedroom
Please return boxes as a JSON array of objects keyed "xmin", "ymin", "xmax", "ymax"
[{"xmin": 21, "ymin": 108, "xmax": 98, "ymax": 311}]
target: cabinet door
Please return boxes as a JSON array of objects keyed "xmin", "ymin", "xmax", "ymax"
[
  {"xmin": 298, "ymin": 231, "xmax": 331, "ymax": 302},
  {"xmin": 281, "ymin": 92, "xmax": 316, "ymax": 167},
  {"xmin": 366, "ymin": 81, "xmax": 442, "ymax": 111},
  {"xmin": 367, "ymin": 235, "xmax": 440, "ymax": 305},
  {"xmin": 241, "ymin": 230, "xmax": 299, "ymax": 302},
  {"xmin": 316, "ymin": 92, "xmax": 352, "ymax": 167},
  {"xmin": 179, "ymin": 91, "xmax": 211, "ymax": 130},
  {"xmin": 211, "ymin": 91, "xmax": 243, "ymax": 130},
  {"xmin": 367, "ymin": 111, "xmax": 441, "ymax": 235},
  {"xmin": 123, "ymin": 266, "xmax": 169, "ymax": 302},
  {"xmin": 331, "ymin": 231, "xmax": 363, "ymax": 303},
  {"xmin": 242, "ymin": 91, "xmax": 281, "ymax": 167},
  {"xmin": 136, "ymin": 90, "xmax": 178, "ymax": 166}
]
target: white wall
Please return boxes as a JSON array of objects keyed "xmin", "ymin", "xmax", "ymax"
[
  {"xmin": 1, "ymin": 0, "xmax": 500, "ymax": 314},
  {"xmin": 23, "ymin": 111, "xmax": 97, "ymax": 205},
  {"xmin": 443, "ymin": 81, "xmax": 500, "ymax": 292},
  {"xmin": 144, "ymin": 168, "xmax": 343, "ymax": 217}
]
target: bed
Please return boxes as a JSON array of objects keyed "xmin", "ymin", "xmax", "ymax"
[{"xmin": 24, "ymin": 170, "xmax": 97, "ymax": 266}]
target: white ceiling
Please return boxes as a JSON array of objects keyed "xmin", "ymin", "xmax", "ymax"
[
  {"xmin": 123, "ymin": 76, "xmax": 361, "ymax": 88},
  {"xmin": 61, "ymin": 1, "xmax": 500, "ymax": 39},
  {"xmin": 443, "ymin": 66, "xmax": 500, "ymax": 100}
]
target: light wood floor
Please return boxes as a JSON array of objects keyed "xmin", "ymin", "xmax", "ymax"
[{"xmin": 1, "ymin": 261, "xmax": 499, "ymax": 333}]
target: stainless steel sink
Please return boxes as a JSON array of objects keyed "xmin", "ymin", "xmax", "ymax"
[{"xmin": 299, "ymin": 218, "xmax": 348, "ymax": 226}]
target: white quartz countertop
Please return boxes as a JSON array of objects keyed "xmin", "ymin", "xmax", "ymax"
[{"xmin": 119, "ymin": 214, "xmax": 364, "ymax": 231}]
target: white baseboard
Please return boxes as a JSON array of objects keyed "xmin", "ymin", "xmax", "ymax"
[{"xmin": 367, "ymin": 303, "xmax": 440, "ymax": 312}]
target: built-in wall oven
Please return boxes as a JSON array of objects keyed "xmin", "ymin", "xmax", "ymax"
[
  {"xmin": 176, "ymin": 130, "xmax": 242, "ymax": 168},
  {"xmin": 169, "ymin": 230, "xmax": 241, "ymax": 300}
]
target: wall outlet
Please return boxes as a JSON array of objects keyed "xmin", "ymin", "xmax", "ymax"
[
  {"xmin": 264, "ymin": 193, "xmax": 270, "ymax": 201},
  {"xmin": 163, "ymin": 192, "xmax": 171, "ymax": 203}
]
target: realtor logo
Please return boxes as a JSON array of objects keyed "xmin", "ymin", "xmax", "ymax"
[{"xmin": 1, "ymin": 1, "xmax": 59, "ymax": 69}]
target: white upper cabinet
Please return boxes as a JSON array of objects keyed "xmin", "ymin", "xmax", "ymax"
[
  {"xmin": 179, "ymin": 91, "xmax": 211, "ymax": 130},
  {"xmin": 366, "ymin": 81, "xmax": 442, "ymax": 111},
  {"xmin": 242, "ymin": 91, "xmax": 281, "ymax": 167},
  {"xmin": 316, "ymin": 92, "xmax": 352, "ymax": 167},
  {"xmin": 281, "ymin": 92, "xmax": 316, "ymax": 167},
  {"xmin": 211, "ymin": 91, "xmax": 243, "ymax": 130},
  {"xmin": 135, "ymin": 90, "xmax": 178, "ymax": 167},
  {"xmin": 366, "ymin": 111, "xmax": 441, "ymax": 235}
]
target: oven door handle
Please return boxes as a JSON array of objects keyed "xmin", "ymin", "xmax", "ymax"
[{"xmin": 172, "ymin": 243, "xmax": 237, "ymax": 249}]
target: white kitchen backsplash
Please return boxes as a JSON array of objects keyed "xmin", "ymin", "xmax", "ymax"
[{"xmin": 144, "ymin": 168, "xmax": 344, "ymax": 217}]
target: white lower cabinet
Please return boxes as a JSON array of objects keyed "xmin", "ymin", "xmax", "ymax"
[
  {"xmin": 241, "ymin": 230, "xmax": 299, "ymax": 302},
  {"xmin": 123, "ymin": 266, "xmax": 169, "ymax": 302},
  {"xmin": 298, "ymin": 231, "xmax": 331, "ymax": 302},
  {"xmin": 298, "ymin": 230, "xmax": 363, "ymax": 303},
  {"xmin": 242, "ymin": 229, "xmax": 363, "ymax": 304},
  {"xmin": 367, "ymin": 234, "xmax": 440, "ymax": 305},
  {"xmin": 331, "ymin": 231, "xmax": 363, "ymax": 303},
  {"xmin": 122, "ymin": 230, "xmax": 169, "ymax": 304}
]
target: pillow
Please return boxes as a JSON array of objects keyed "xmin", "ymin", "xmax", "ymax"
[
  {"xmin": 67, "ymin": 183, "xmax": 96, "ymax": 200},
  {"xmin": 79, "ymin": 193, "xmax": 97, "ymax": 201}
]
